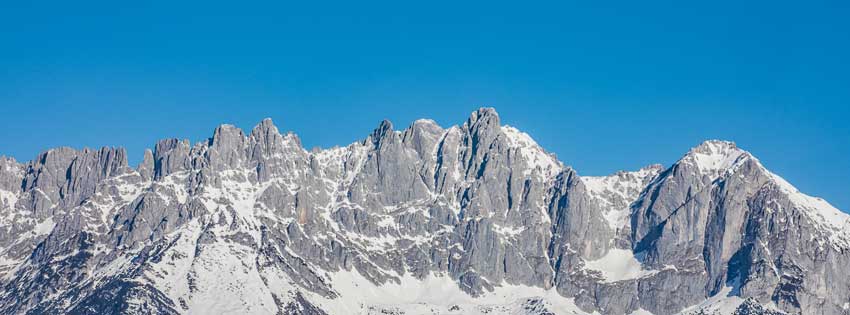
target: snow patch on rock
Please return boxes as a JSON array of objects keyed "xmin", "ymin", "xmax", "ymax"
[
  {"xmin": 584, "ymin": 248, "xmax": 658, "ymax": 283},
  {"xmin": 583, "ymin": 165, "xmax": 663, "ymax": 229},
  {"xmin": 501, "ymin": 126, "xmax": 562, "ymax": 178},
  {"xmin": 767, "ymin": 170, "xmax": 850, "ymax": 246},
  {"xmin": 682, "ymin": 140, "xmax": 749, "ymax": 178}
]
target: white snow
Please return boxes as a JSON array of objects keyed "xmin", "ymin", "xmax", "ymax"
[
  {"xmin": 768, "ymin": 171, "xmax": 849, "ymax": 230},
  {"xmin": 679, "ymin": 140, "xmax": 850, "ymax": 247},
  {"xmin": 675, "ymin": 284, "xmax": 744, "ymax": 315},
  {"xmin": 159, "ymin": 171, "xmax": 191, "ymax": 204},
  {"xmin": 685, "ymin": 140, "xmax": 748, "ymax": 175},
  {"xmin": 492, "ymin": 224, "xmax": 525, "ymax": 237},
  {"xmin": 582, "ymin": 166, "xmax": 663, "ymax": 229},
  {"xmin": 629, "ymin": 308, "xmax": 655, "ymax": 315},
  {"xmin": 0, "ymin": 189, "xmax": 18, "ymax": 210},
  {"xmin": 602, "ymin": 209, "xmax": 631, "ymax": 230},
  {"xmin": 582, "ymin": 166, "xmax": 661, "ymax": 205},
  {"xmin": 140, "ymin": 221, "xmax": 288, "ymax": 315},
  {"xmin": 584, "ymin": 248, "xmax": 658, "ymax": 283},
  {"xmin": 312, "ymin": 269, "xmax": 592, "ymax": 315},
  {"xmin": 186, "ymin": 243, "xmax": 278, "ymax": 315},
  {"xmin": 32, "ymin": 217, "xmax": 55, "ymax": 236},
  {"xmin": 582, "ymin": 173, "xmax": 636, "ymax": 229},
  {"xmin": 113, "ymin": 178, "xmax": 147, "ymax": 203},
  {"xmin": 766, "ymin": 170, "xmax": 850, "ymax": 246},
  {"xmin": 501, "ymin": 126, "xmax": 563, "ymax": 178},
  {"xmin": 6, "ymin": 123, "xmax": 847, "ymax": 315}
]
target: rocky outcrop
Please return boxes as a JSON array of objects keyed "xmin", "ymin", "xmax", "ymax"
[{"xmin": 0, "ymin": 109, "xmax": 847, "ymax": 315}]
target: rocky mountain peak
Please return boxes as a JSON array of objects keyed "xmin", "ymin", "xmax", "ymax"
[
  {"xmin": 679, "ymin": 140, "xmax": 752, "ymax": 176},
  {"xmin": 367, "ymin": 119, "xmax": 395, "ymax": 148},
  {"xmin": 137, "ymin": 148, "xmax": 155, "ymax": 179},
  {"xmin": 252, "ymin": 117, "xmax": 279, "ymax": 133},
  {"xmin": 210, "ymin": 123, "xmax": 244, "ymax": 144},
  {"xmin": 248, "ymin": 118, "xmax": 283, "ymax": 143},
  {"xmin": 465, "ymin": 107, "xmax": 501, "ymax": 133},
  {"xmin": 0, "ymin": 157, "xmax": 23, "ymax": 193},
  {"xmin": 152, "ymin": 138, "xmax": 191, "ymax": 179},
  {"xmin": 0, "ymin": 110, "xmax": 847, "ymax": 315},
  {"xmin": 500, "ymin": 125, "xmax": 563, "ymax": 178},
  {"xmin": 638, "ymin": 163, "xmax": 665, "ymax": 174}
]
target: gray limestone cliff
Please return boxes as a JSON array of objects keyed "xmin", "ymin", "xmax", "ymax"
[{"xmin": 0, "ymin": 109, "xmax": 847, "ymax": 315}]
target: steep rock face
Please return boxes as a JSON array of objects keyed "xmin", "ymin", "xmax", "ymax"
[
  {"xmin": 0, "ymin": 147, "xmax": 130, "ymax": 279},
  {"xmin": 630, "ymin": 141, "xmax": 850, "ymax": 315},
  {"xmin": 0, "ymin": 109, "xmax": 847, "ymax": 315}
]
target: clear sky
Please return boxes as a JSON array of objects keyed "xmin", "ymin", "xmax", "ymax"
[{"xmin": 1, "ymin": 1, "xmax": 848, "ymax": 211}]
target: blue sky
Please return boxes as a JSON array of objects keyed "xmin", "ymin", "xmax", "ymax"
[{"xmin": 1, "ymin": 1, "xmax": 848, "ymax": 210}]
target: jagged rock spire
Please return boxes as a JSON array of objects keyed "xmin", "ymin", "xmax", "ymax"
[{"xmin": 368, "ymin": 119, "xmax": 395, "ymax": 148}]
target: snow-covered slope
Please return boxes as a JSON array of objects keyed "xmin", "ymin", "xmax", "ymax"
[{"xmin": 583, "ymin": 164, "xmax": 664, "ymax": 229}]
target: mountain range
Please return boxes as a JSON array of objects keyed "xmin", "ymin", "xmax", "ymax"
[{"xmin": 0, "ymin": 108, "xmax": 848, "ymax": 315}]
